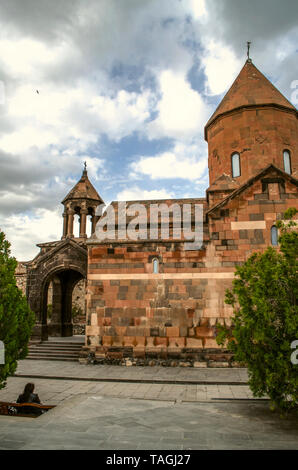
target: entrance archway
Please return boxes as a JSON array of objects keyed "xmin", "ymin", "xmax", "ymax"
[
  {"xmin": 44, "ymin": 269, "xmax": 85, "ymax": 337},
  {"xmin": 27, "ymin": 238, "xmax": 88, "ymax": 341}
]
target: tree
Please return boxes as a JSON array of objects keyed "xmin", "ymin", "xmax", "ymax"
[
  {"xmin": 216, "ymin": 208, "xmax": 298, "ymax": 412},
  {"xmin": 0, "ymin": 231, "xmax": 35, "ymax": 390}
]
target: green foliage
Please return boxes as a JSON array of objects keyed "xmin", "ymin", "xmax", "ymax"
[
  {"xmin": 216, "ymin": 209, "xmax": 298, "ymax": 412},
  {"xmin": 0, "ymin": 232, "xmax": 35, "ymax": 390},
  {"xmin": 47, "ymin": 304, "xmax": 82, "ymax": 320},
  {"xmin": 72, "ymin": 305, "xmax": 83, "ymax": 319}
]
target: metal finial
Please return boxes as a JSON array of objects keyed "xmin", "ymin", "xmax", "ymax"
[
  {"xmin": 84, "ymin": 161, "xmax": 87, "ymax": 170},
  {"xmin": 247, "ymin": 41, "xmax": 252, "ymax": 61}
]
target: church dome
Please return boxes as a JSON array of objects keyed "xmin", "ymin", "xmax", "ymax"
[{"xmin": 205, "ymin": 60, "xmax": 298, "ymax": 188}]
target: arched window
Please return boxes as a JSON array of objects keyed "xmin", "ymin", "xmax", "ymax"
[
  {"xmin": 271, "ymin": 226, "xmax": 278, "ymax": 246},
  {"xmin": 153, "ymin": 258, "xmax": 159, "ymax": 274},
  {"xmin": 283, "ymin": 150, "xmax": 292, "ymax": 174},
  {"xmin": 231, "ymin": 153, "xmax": 241, "ymax": 178}
]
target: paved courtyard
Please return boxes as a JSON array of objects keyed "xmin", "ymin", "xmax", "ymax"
[
  {"xmin": 0, "ymin": 395, "xmax": 297, "ymax": 450},
  {"xmin": 15, "ymin": 358, "xmax": 249, "ymax": 384},
  {"xmin": 0, "ymin": 360, "xmax": 297, "ymax": 450},
  {"xmin": 0, "ymin": 375, "xmax": 258, "ymax": 404},
  {"xmin": 0, "ymin": 359, "xmax": 254, "ymax": 403}
]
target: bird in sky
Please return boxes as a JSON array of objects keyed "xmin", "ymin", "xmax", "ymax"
[{"xmin": 36, "ymin": 90, "xmax": 39, "ymax": 94}]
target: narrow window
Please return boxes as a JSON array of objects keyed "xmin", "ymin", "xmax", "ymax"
[
  {"xmin": 283, "ymin": 150, "xmax": 292, "ymax": 174},
  {"xmin": 231, "ymin": 153, "xmax": 241, "ymax": 178},
  {"xmin": 153, "ymin": 258, "xmax": 159, "ymax": 274},
  {"xmin": 271, "ymin": 226, "xmax": 278, "ymax": 246}
]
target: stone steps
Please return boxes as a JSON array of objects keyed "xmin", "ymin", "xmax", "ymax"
[
  {"xmin": 27, "ymin": 340, "xmax": 84, "ymax": 362},
  {"xmin": 29, "ymin": 344, "xmax": 84, "ymax": 351},
  {"xmin": 26, "ymin": 356, "xmax": 80, "ymax": 362}
]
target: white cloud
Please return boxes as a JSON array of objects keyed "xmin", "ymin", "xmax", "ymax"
[
  {"xmin": 0, "ymin": 38, "xmax": 70, "ymax": 78},
  {"xmin": 0, "ymin": 147, "xmax": 103, "ymax": 198},
  {"xmin": 147, "ymin": 70, "xmax": 210, "ymax": 140},
  {"xmin": 189, "ymin": 0, "xmax": 207, "ymax": 20},
  {"xmin": 0, "ymin": 81, "xmax": 153, "ymax": 154},
  {"xmin": 2, "ymin": 208, "xmax": 62, "ymax": 260},
  {"xmin": 117, "ymin": 187, "xmax": 174, "ymax": 202},
  {"xmin": 131, "ymin": 141, "xmax": 207, "ymax": 181},
  {"xmin": 0, "ymin": 83, "xmax": 96, "ymax": 153},
  {"xmin": 202, "ymin": 41, "xmax": 241, "ymax": 96},
  {"xmin": 196, "ymin": 1, "xmax": 298, "ymax": 99},
  {"xmin": 80, "ymin": 157, "xmax": 105, "ymax": 181},
  {"xmin": 90, "ymin": 89, "xmax": 153, "ymax": 142}
]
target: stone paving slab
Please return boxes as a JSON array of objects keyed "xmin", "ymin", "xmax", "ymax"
[
  {"xmin": 0, "ymin": 376, "xmax": 259, "ymax": 405},
  {"xmin": 0, "ymin": 395, "xmax": 297, "ymax": 450},
  {"xmin": 15, "ymin": 360, "xmax": 249, "ymax": 384}
]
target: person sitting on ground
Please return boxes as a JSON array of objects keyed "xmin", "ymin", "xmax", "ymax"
[{"xmin": 16, "ymin": 383, "xmax": 42, "ymax": 415}]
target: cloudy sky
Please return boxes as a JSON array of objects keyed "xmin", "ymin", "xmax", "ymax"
[{"xmin": 0, "ymin": 0, "xmax": 297, "ymax": 260}]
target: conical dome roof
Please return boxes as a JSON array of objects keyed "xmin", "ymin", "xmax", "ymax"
[
  {"xmin": 62, "ymin": 167, "xmax": 104, "ymax": 204},
  {"xmin": 205, "ymin": 60, "xmax": 297, "ymax": 139}
]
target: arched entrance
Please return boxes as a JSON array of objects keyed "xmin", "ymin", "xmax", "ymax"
[
  {"xmin": 43, "ymin": 268, "xmax": 85, "ymax": 337},
  {"xmin": 26, "ymin": 238, "xmax": 88, "ymax": 341}
]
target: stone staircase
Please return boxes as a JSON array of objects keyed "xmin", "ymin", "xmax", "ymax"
[{"xmin": 27, "ymin": 339, "xmax": 84, "ymax": 362}]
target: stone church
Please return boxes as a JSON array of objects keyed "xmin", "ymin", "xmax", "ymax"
[{"xmin": 19, "ymin": 58, "xmax": 298, "ymax": 365}]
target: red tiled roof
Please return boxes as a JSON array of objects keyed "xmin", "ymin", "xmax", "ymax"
[
  {"xmin": 205, "ymin": 60, "xmax": 297, "ymax": 138},
  {"xmin": 207, "ymin": 174, "xmax": 239, "ymax": 192},
  {"xmin": 62, "ymin": 169, "xmax": 104, "ymax": 204},
  {"xmin": 207, "ymin": 164, "xmax": 298, "ymax": 215}
]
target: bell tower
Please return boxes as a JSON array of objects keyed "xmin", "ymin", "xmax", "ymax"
[{"xmin": 61, "ymin": 163, "xmax": 104, "ymax": 240}]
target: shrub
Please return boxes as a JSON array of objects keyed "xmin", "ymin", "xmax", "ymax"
[
  {"xmin": 216, "ymin": 208, "xmax": 298, "ymax": 411},
  {"xmin": 0, "ymin": 232, "xmax": 35, "ymax": 389}
]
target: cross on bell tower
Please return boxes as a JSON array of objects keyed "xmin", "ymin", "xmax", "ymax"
[
  {"xmin": 247, "ymin": 41, "xmax": 252, "ymax": 62},
  {"xmin": 61, "ymin": 164, "xmax": 104, "ymax": 240}
]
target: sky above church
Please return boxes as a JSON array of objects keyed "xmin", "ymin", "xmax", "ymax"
[{"xmin": 0, "ymin": 0, "xmax": 297, "ymax": 260}]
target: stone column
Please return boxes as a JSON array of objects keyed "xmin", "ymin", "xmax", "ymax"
[
  {"xmin": 31, "ymin": 323, "xmax": 48, "ymax": 341},
  {"xmin": 49, "ymin": 277, "xmax": 63, "ymax": 336},
  {"xmin": 79, "ymin": 209, "xmax": 88, "ymax": 238},
  {"xmin": 67, "ymin": 209, "xmax": 74, "ymax": 238},
  {"xmin": 28, "ymin": 276, "xmax": 49, "ymax": 341},
  {"xmin": 91, "ymin": 214, "xmax": 99, "ymax": 234},
  {"xmin": 62, "ymin": 212, "xmax": 68, "ymax": 239}
]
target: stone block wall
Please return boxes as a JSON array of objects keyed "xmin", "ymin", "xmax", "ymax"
[
  {"xmin": 208, "ymin": 170, "xmax": 298, "ymax": 263},
  {"xmin": 15, "ymin": 262, "xmax": 27, "ymax": 295},
  {"xmin": 85, "ymin": 240, "xmax": 234, "ymax": 361},
  {"xmin": 85, "ymin": 168, "xmax": 298, "ymax": 362}
]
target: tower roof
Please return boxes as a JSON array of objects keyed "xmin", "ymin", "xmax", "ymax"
[
  {"xmin": 205, "ymin": 60, "xmax": 297, "ymax": 138},
  {"xmin": 62, "ymin": 167, "xmax": 104, "ymax": 205}
]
